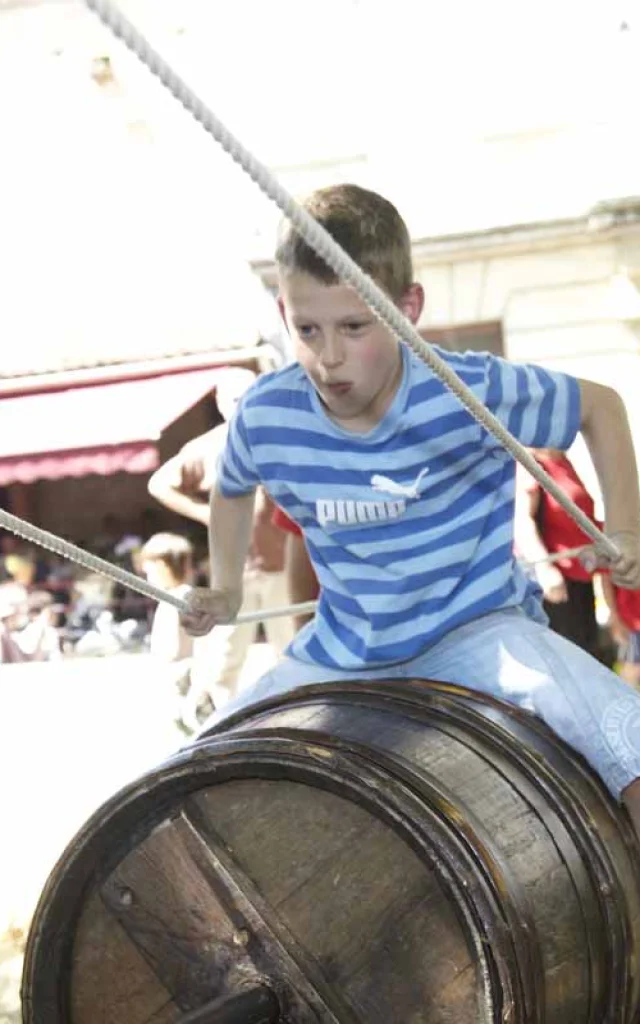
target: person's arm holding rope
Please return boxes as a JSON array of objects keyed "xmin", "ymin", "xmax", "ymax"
[{"xmin": 578, "ymin": 379, "xmax": 640, "ymax": 588}]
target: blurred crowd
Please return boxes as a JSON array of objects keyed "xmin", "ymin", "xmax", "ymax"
[{"xmin": 0, "ymin": 514, "xmax": 211, "ymax": 664}]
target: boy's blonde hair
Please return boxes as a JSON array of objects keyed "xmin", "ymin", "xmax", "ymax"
[
  {"xmin": 275, "ymin": 184, "xmax": 413, "ymax": 301},
  {"xmin": 140, "ymin": 533, "xmax": 193, "ymax": 583}
]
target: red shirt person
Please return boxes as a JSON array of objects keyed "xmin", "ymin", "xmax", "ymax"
[
  {"xmin": 602, "ymin": 574, "xmax": 640, "ymax": 688},
  {"xmin": 271, "ymin": 505, "xmax": 302, "ymax": 537},
  {"xmin": 515, "ymin": 449, "xmax": 603, "ymax": 657}
]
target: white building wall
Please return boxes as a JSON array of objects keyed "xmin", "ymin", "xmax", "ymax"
[{"xmin": 415, "ymin": 231, "xmax": 640, "ymax": 508}]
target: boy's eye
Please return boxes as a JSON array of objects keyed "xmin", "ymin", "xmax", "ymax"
[
  {"xmin": 297, "ymin": 324, "xmax": 317, "ymax": 339},
  {"xmin": 343, "ymin": 320, "xmax": 369, "ymax": 334}
]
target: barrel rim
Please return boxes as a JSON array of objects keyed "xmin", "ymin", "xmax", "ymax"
[{"xmin": 22, "ymin": 734, "xmax": 515, "ymax": 1024}]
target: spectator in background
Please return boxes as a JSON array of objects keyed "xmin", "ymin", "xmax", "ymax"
[
  {"xmin": 111, "ymin": 536, "xmax": 150, "ymax": 632},
  {"xmin": 65, "ymin": 571, "xmax": 114, "ymax": 636},
  {"xmin": 514, "ymin": 448, "xmax": 602, "ymax": 658},
  {"xmin": 602, "ymin": 574, "xmax": 640, "ymax": 690},
  {"xmin": 140, "ymin": 532, "xmax": 198, "ymax": 731},
  {"xmin": 140, "ymin": 532, "xmax": 194, "ymax": 663},
  {"xmin": 90, "ymin": 514, "xmax": 125, "ymax": 560},
  {"xmin": 139, "ymin": 507, "xmax": 161, "ymax": 542},
  {"xmin": 4, "ymin": 551, "xmax": 37, "ymax": 590},
  {"xmin": 0, "ymin": 581, "xmax": 60, "ymax": 662},
  {"xmin": 148, "ymin": 369, "xmax": 294, "ymax": 710},
  {"xmin": 19, "ymin": 590, "xmax": 62, "ymax": 661},
  {"xmin": 0, "ymin": 582, "xmax": 29, "ymax": 663}
]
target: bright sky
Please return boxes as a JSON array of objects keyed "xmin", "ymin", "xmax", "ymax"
[
  {"xmin": 0, "ymin": 0, "xmax": 638, "ymax": 369},
  {"xmin": 3, "ymin": 0, "xmax": 638, "ymax": 152},
  {"xmin": 2, "ymin": 1, "xmax": 638, "ymax": 194},
  {"xmin": 118, "ymin": 0, "xmax": 640, "ymax": 153}
]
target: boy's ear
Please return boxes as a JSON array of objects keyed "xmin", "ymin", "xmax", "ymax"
[
  {"xmin": 277, "ymin": 296, "xmax": 289, "ymax": 329},
  {"xmin": 398, "ymin": 283, "xmax": 425, "ymax": 325}
]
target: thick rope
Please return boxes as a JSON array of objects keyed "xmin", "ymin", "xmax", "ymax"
[
  {"xmin": 525, "ymin": 544, "xmax": 590, "ymax": 568},
  {"xmin": 82, "ymin": 0, "xmax": 622, "ymax": 566},
  {"xmin": 0, "ymin": 507, "xmax": 317, "ymax": 624}
]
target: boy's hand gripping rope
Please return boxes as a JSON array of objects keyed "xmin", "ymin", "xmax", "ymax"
[{"xmin": 0, "ymin": 0, "xmax": 623, "ymax": 622}]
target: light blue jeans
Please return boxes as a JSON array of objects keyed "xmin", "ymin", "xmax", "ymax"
[{"xmin": 204, "ymin": 609, "xmax": 640, "ymax": 800}]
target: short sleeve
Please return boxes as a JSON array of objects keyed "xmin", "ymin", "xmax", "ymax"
[
  {"xmin": 480, "ymin": 355, "xmax": 581, "ymax": 453},
  {"xmin": 216, "ymin": 399, "xmax": 261, "ymax": 497}
]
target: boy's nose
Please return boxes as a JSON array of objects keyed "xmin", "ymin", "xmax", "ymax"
[{"xmin": 320, "ymin": 333, "xmax": 345, "ymax": 368}]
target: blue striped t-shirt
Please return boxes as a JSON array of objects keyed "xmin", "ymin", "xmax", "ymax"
[{"xmin": 218, "ymin": 344, "xmax": 580, "ymax": 670}]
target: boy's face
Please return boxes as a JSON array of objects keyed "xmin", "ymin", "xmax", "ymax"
[{"xmin": 278, "ymin": 273, "xmax": 424, "ymax": 431}]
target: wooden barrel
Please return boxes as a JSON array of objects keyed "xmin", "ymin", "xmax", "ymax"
[{"xmin": 22, "ymin": 679, "xmax": 640, "ymax": 1023}]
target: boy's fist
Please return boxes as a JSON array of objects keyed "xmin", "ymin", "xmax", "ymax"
[
  {"xmin": 584, "ymin": 531, "xmax": 640, "ymax": 589},
  {"xmin": 180, "ymin": 587, "xmax": 242, "ymax": 637}
]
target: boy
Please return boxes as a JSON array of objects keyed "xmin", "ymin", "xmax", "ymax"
[{"xmin": 181, "ymin": 184, "xmax": 640, "ymax": 842}]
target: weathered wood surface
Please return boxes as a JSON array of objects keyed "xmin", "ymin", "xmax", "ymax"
[
  {"xmin": 175, "ymin": 986, "xmax": 280, "ymax": 1023},
  {"xmin": 21, "ymin": 678, "xmax": 640, "ymax": 1023}
]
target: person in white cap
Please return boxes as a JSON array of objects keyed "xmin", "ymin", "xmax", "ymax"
[{"xmin": 148, "ymin": 368, "xmax": 293, "ymax": 723}]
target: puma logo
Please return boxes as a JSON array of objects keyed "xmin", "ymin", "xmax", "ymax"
[{"xmin": 316, "ymin": 499, "xmax": 406, "ymax": 526}]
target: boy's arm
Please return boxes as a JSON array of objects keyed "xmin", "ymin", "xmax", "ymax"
[
  {"xmin": 209, "ymin": 484, "xmax": 256, "ymax": 593},
  {"xmin": 181, "ymin": 484, "xmax": 256, "ymax": 636},
  {"xmin": 579, "ymin": 378, "xmax": 640, "ymax": 586}
]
